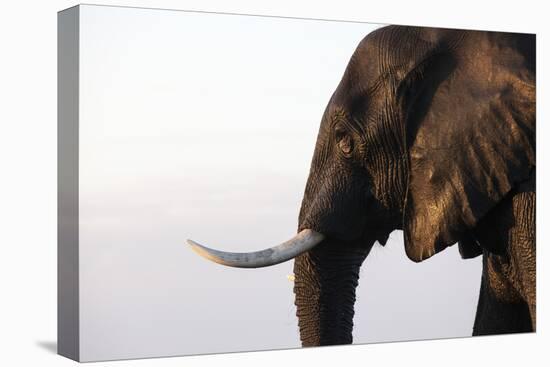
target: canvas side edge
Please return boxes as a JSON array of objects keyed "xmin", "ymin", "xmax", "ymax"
[{"xmin": 57, "ymin": 5, "xmax": 80, "ymax": 362}]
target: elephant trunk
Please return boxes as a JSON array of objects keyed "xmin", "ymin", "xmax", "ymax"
[{"xmin": 293, "ymin": 244, "xmax": 368, "ymax": 346}]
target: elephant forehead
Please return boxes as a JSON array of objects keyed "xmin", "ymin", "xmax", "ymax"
[{"xmin": 331, "ymin": 27, "xmax": 461, "ymax": 112}]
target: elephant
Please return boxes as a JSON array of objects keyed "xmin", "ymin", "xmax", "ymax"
[{"xmin": 187, "ymin": 25, "xmax": 535, "ymax": 346}]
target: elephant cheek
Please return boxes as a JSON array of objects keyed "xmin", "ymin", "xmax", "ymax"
[{"xmin": 293, "ymin": 246, "xmax": 368, "ymax": 346}]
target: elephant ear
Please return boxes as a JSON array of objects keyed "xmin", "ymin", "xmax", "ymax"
[
  {"xmin": 401, "ymin": 31, "xmax": 535, "ymax": 262},
  {"xmin": 457, "ymin": 232, "xmax": 483, "ymax": 259}
]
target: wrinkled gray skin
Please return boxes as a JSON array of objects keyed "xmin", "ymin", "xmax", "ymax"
[{"xmin": 293, "ymin": 26, "xmax": 535, "ymax": 346}]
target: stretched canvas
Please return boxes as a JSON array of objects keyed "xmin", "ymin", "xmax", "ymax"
[{"xmin": 58, "ymin": 4, "xmax": 536, "ymax": 362}]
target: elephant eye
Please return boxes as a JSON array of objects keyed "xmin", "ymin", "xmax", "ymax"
[{"xmin": 335, "ymin": 126, "xmax": 353, "ymax": 156}]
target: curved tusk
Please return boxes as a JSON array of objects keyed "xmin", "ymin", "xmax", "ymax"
[{"xmin": 186, "ymin": 229, "xmax": 324, "ymax": 268}]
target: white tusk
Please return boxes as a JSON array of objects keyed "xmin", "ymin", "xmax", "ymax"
[{"xmin": 186, "ymin": 229, "xmax": 324, "ymax": 268}]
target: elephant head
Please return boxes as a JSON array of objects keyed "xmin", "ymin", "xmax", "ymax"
[{"xmin": 187, "ymin": 26, "xmax": 535, "ymax": 346}]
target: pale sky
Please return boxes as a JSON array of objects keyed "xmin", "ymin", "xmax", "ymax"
[{"xmin": 78, "ymin": 5, "xmax": 482, "ymax": 362}]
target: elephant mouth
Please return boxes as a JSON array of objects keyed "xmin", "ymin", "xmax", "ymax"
[{"xmin": 186, "ymin": 229, "xmax": 325, "ymax": 268}]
